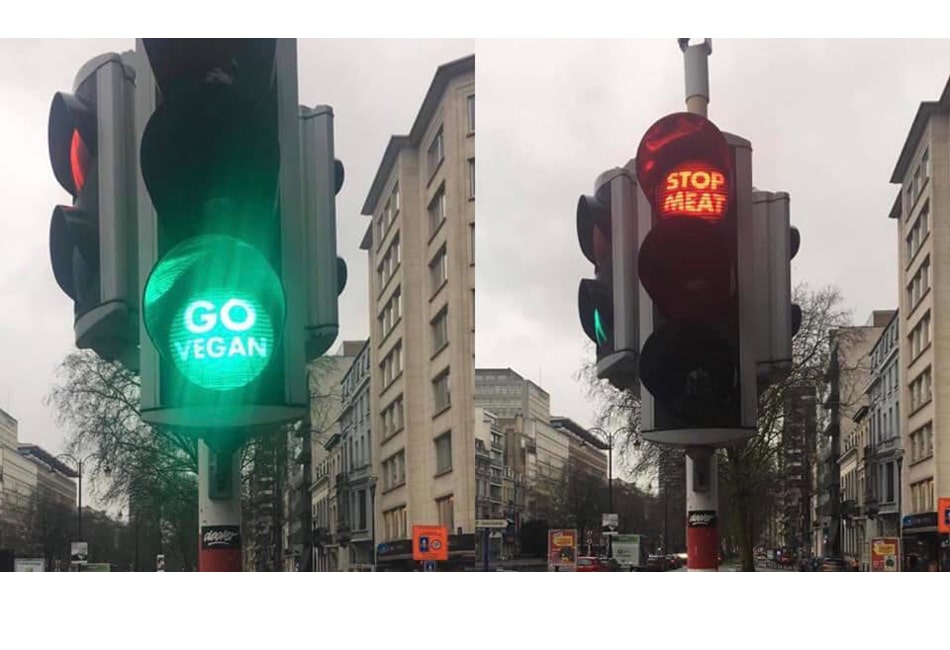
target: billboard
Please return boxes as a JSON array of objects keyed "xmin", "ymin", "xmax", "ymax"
[
  {"xmin": 547, "ymin": 529, "xmax": 577, "ymax": 571},
  {"xmin": 939, "ymin": 498, "xmax": 950, "ymax": 534},
  {"xmin": 870, "ymin": 537, "xmax": 900, "ymax": 572},
  {"xmin": 612, "ymin": 534, "xmax": 642, "ymax": 568}
]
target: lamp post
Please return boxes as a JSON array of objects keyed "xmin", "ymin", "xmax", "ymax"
[
  {"xmin": 589, "ymin": 426, "xmax": 626, "ymax": 559},
  {"xmin": 53, "ymin": 452, "xmax": 108, "ymax": 542}
]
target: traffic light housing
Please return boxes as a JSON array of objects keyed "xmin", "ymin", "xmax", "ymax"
[
  {"xmin": 135, "ymin": 39, "xmax": 347, "ymax": 440},
  {"xmin": 752, "ymin": 190, "xmax": 802, "ymax": 386},
  {"xmin": 576, "ymin": 168, "xmax": 643, "ymax": 390},
  {"xmin": 300, "ymin": 105, "xmax": 347, "ymax": 361},
  {"xmin": 48, "ymin": 53, "xmax": 138, "ymax": 367},
  {"xmin": 137, "ymin": 39, "xmax": 300, "ymax": 437},
  {"xmin": 635, "ymin": 113, "xmax": 756, "ymax": 446}
]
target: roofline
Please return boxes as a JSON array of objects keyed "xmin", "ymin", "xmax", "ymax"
[
  {"xmin": 887, "ymin": 189, "xmax": 902, "ymax": 220},
  {"xmin": 17, "ymin": 444, "xmax": 80, "ymax": 478},
  {"xmin": 360, "ymin": 54, "xmax": 474, "ymax": 216},
  {"xmin": 550, "ymin": 416, "xmax": 610, "ymax": 451},
  {"xmin": 890, "ymin": 76, "xmax": 950, "ymax": 183}
]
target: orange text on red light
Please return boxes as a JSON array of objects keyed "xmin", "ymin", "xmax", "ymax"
[{"xmin": 658, "ymin": 165, "xmax": 728, "ymax": 221}]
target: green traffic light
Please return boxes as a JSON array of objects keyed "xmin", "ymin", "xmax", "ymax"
[
  {"xmin": 143, "ymin": 234, "xmax": 285, "ymax": 391},
  {"xmin": 594, "ymin": 308, "xmax": 608, "ymax": 347}
]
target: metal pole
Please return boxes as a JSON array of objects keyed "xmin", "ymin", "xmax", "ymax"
[
  {"xmin": 679, "ymin": 38, "xmax": 719, "ymax": 572},
  {"xmin": 198, "ymin": 439, "xmax": 243, "ymax": 572},
  {"xmin": 607, "ymin": 435, "xmax": 613, "ymax": 559},
  {"xmin": 77, "ymin": 460, "xmax": 83, "ymax": 541}
]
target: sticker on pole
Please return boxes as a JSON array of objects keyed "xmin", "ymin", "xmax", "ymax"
[{"xmin": 687, "ymin": 510, "xmax": 717, "ymax": 528}]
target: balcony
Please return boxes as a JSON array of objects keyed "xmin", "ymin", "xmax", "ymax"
[{"xmin": 347, "ymin": 463, "xmax": 374, "ymax": 484}]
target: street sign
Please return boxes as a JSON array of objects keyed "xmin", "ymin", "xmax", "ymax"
[
  {"xmin": 612, "ymin": 534, "xmax": 642, "ymax": 568},
  {"xmin": 476, "ymin": 519, "xmax": 508, "ymax": 529},
  {"xmin": 423, "ymin": 560, "xmax": 436, "ymax": 572},
  {"xmin": 938, "ymin": 497, "xmax": 950, "ymax": 534},
  {"xmin": 156, "ymin": 554, "xmax": 165, "ymax": 572},
  {"xmin": 547, "ymin": 529, "xmax": 577, "ymax": 571},
  {"xmin": 870, "ymin": 537, "xmax": 900, "ymax": 572},
  {"xmin": 14, "ymin": 558, "xmax": 46, "ymax": 572},
  {"xmin": 412, "ymin": 525, "xmax": 448, "ymax": 562},
  {"xmin": 70, "ymin": 541, "xmax": 88, "ymax": 565},
  {"xmin": 602, "ymin": 513, "xmax": 619, "ymax": 536}
]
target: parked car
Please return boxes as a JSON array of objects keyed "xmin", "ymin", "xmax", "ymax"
[
  {"xmin": 576, "ymin": 556, "xmax": 610, "ymax": 572},
  {"xmin": 646, "ymin": 555, "xmax": 669, "ymax": 572},
  {"xmin": 675, "ymin": 552, "xmax": 688, "ymax": 567}
]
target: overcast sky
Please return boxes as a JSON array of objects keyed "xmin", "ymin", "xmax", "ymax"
[
  {"xmin": 0, "ymin": 39, "xmax": 473, "ymax": 506},
  {"xmin": 476, "ymin": 39, "xmax": 950, "ymax": 447}
]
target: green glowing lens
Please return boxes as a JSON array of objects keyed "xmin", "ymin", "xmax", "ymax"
[
  {"xmin": 594, "ymin": 309, "xmax": 607, "ymax": 347},
  {"xmin": 143, "ymin": 235, "xmax": 285, "ymax": 391}
]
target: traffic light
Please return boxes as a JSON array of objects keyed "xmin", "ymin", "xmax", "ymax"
[
  {"xmin": 48, "ymin": 53, "xmax": 138, "ymax": 367},
  {"xmin": 138, "ymin": 39, "xmax": 301, "ymax": 434},
  {"xmin": 576, "ymin": 168, "xmax": 643, "ymax": 390},
  {"xmin": 635, "ymin": 112, "xmax": 756, "ymax": 446},
  {"xmin": 752, "ymin": 190, "xmax": 802, "ymax": 386},
  {"xmin": 300, "ymin": 105, "xmax": 347, "ymax": 360}
]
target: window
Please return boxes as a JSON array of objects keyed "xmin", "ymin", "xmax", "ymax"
[
  {"xmin": 382, "ymin": 450, "xmax": 406, "ymax": 492},
  {"xmin": 467, "ymin": 158, "xmax": 475, "ymax": 199},
  {"xmin": 432, "ymin": 309, "xmax": 448, "ymax": 353},
  {"xmin": 381, "ymin": 395, "xmax": 404, "ymax": 439},
  {"xmin": 885, "ymin": 462, "xmax": 895, "ymax": 503},
  {"xmin": 430, "ymin": 247, "xmax": 448, "ymax": 296},
  {"xmin": 380, "ymin": 343, "xmax": 403, "ymax": 387},
  {"xmin": 383, "ymin": 505, "xmax": 407, "ymax": 541},
  {"xmin": 357, "ymin": 490, "xmax": 367, "ymax": 531},
  {"xmin": 905, "ymin": 201, "xmax": 929, "ymax": 262},
  {"xmin": 377, "ymin": 236, "xmax": 401, "ymax": 291},
  {"xmin": 906, "ymin": 256, "xmax": 930, "ymax": 310},
  {"xmin": 469, "ymin": 223, "xmax": 475, "ymax": 265},
  {"xmin": 427, "ymin": 126, "xmax": 444, "ymax": 176},
  {"xmin": 379, "ymin": 288, "xmax": 402, "ymax": 340},
  {"xmin": 467, "ymin": 94, "xmax": 475, "ymax": 133},
  {"xmin": 909, "ymin": 367, "xmax": 932, "ymax": 412},
  {"xmin": 433, "ymin": 371, "xmax": 451, "ymax": 413},
  {"xmin": 437, "ymin": 494, "xmax": 455, "ymax": 531},
  {"xmin": 391, "ymin": 182, "xmax": 400, "ymax": 216},
  {"xmin": 435, "ymin": 432, "xmax": 453, "ymax": 474},
  {"xmin": 428, "ymin": 185, "xmax": 447, "ymax": 235}
]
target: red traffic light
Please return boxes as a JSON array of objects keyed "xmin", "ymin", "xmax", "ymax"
[
  {"xmin": 636, "ymin": 112, "xmax": 731, "ymax": 223},
  {"xmin": 49, "ymin": 92, "xmax": 96, "ymax": 197}
]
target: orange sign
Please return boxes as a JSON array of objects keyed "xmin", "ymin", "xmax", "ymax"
[
  {"xmin": 870, "ymin": 537, "xmax": 900, "ymax": 572},
  {"xmin": 658, "ymin": 163, "xmax": 728, "ymax": 222},
  {"xmin": 412, "ymin": 525, "xmax": 448, "ymax": 562},
  {"xmin": 939, "ymin": 498, "xmax": 950, "ymax": 533}
]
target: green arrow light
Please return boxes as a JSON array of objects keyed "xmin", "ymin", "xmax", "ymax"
[
  {"xmin": 594, "ymin": 308, "xmax": 608, "ymax": 347},
  {"xmin": 143, "ymin": 234, "xmax": 285, "ymax": 391}
]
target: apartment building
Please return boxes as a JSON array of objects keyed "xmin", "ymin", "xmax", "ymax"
[
  {"xmin": 889, "ymin": 76, "xmax": 950, "ymax": 570},
  {"xmin": 864, "ymin": 310, "xmax": 901, "ymax": 540},
  {"xmin": 816, "ymin": 313, "xmax": 890, "ymax": 559},
  {"xmin": 779, "ymin": 386, "xmax": 817, "ymax": 555},
  {"xmin": 360, "ymin": 55, "xmax": 475, "ymax": 570}
]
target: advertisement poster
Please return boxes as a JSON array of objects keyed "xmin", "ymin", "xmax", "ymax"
[
  {"xmin": 547, "ymin": 528, "xmax": 577, "ymax": 571},
  {"xmin": 870, "ymin": 537, "xmax": 900, "ymax": 572}
]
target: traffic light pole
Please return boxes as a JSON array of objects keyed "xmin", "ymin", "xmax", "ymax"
[
  {"xmin": 679, "ymin": 38, "xmax": 721, "ymax": 572},
  {"xmin": 198, "ymin": 439, "xmax": 243, "ymax": 571}
]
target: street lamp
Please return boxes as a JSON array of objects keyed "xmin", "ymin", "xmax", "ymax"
[
  {"xmin": 588, "ymin": 426, "xmax": 629, "ymax": 559},
  {"xmin": 53, "ymin": 452, "xmax": 109, "ymax": 542}
]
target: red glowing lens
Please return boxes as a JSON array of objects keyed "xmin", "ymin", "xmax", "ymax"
[{"xmin": 70, "ymin": 129, "xmax": 91, "ymax": 194}]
